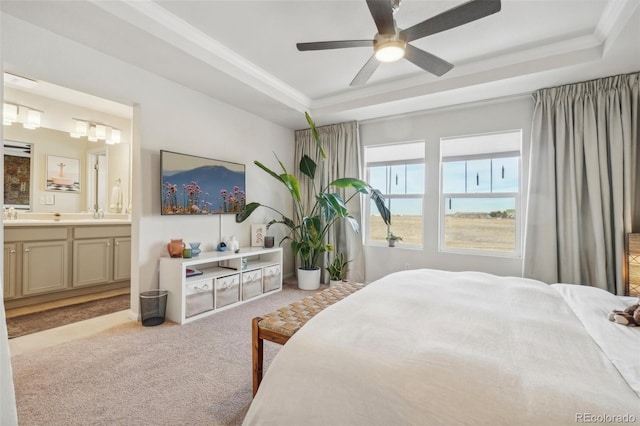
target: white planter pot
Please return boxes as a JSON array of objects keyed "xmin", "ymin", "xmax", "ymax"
[
  {"xmin": 329, "ymin": 279, "xmax": 342, "ymax": 287},
  {"xmin": 297, "ymin": 267, "xmax": 321, "ymax": 290}
]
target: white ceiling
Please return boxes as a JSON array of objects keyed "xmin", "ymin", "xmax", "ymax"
[{"xmin": 2, "ymin": 0, "xmax": 640, "ymax": 129}]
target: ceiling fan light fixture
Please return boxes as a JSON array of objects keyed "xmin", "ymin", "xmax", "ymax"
[{"xmin": 374, "ymin": 39, "xmax": 405, "ymax": 62}]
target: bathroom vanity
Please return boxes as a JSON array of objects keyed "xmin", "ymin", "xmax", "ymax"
[{"xmin": 3, "ymin": 214, "xmax": 131, "ymax": 309}]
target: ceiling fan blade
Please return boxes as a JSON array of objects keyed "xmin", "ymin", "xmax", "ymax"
[
  {"xmin": 350, "ymin": 55, "xmax": 380, "ymax": 86},
  {"xmin": 401, "ymin": 0, "xmax": 501, "ymax": 42},
  {"xmin": 297, "ymin": 40, "xmax": 374, "ymax": 51},
  {"xmin": 404, "ymin": 44, "xmax": 453, "ymax": 77},
  {"xmin": 366, "ymin": 0, "xmax": 395, "ymax": 35}
]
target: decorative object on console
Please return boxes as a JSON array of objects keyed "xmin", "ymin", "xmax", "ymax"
[
  {"xmin": 236, "ymin": 112, "xmax": 391, "ymax": 291},
  {"xmin": 167, "ymin": 238, "xmax": 185, "ymax": 258},
  {"xmin": 217, "ymin": 241, "xmax": 227, "ymax": 252},
  {"xmin": 264, "ymin": 236, "xmax": 275, "ymax": 248},
  {"xmin": 251, "ymin": 224, "xmax": 266, "ymax": 247},
  {"xmin": 185, "ymin": 268, "xmax": 203, "ymax": 277},
  {"xmin": 160, "ymin": 150, "xmax": 246, "ymax": 215},
  {"xmin": 189, "ymin": 242, "xmax": 201, "ymax": 256}
]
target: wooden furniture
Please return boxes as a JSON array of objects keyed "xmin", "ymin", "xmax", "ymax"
[
  {"xmin": 252, "ymin": 281, "xmax": 364, "ymax": 396},
  {"xmin": 159, "ymin": 247, "xmax": 282, "ymax": 325},
  {"xmin": 3, "ymin": 224, "xmax": 131, "ymax": 309},
  {"xmin": 627, "ymin": 233, "xmax": 640, "ymax": 296}
]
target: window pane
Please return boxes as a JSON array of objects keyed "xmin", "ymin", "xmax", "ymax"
[
  {"xmin": 466, "ymin": 159, "xmax": 491, "ymax": 193},
  {"xmin": 369, "ymin": 198, "xmax": 422, "ymax": 246},
  {"xmin": 389, "ymin": 165, "xmax": 406, "ymax": 195},
  {"xmin": 443, "ymin": 197, "xmax": 516, "ymax": 252},
  {"xmin": 442, "ymin": 161, "xmax": 466, "ymax": 193},
  {"xmin": 406, "ymin": 164, "xmax": 425, "ymax": 194},
  {"xmin": 369, "ymin": 166, "xmax": 387, "ymax": 193},
  {"xmin": 369, "ymin": 211, "xmax": 388, "ymax": 243},
  {"xmin": 491, "ymin": 157, "xmax": 519, "ymax": 192}
]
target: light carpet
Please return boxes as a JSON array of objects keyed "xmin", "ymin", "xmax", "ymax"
[{"xmin": 10, "ymin": 283, "xmax": 316, "ymax": 426}]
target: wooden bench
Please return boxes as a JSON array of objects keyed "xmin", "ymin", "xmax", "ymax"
[{"xmin": 252, "ymin": 281, "xmax": 364, "ymax": 396}]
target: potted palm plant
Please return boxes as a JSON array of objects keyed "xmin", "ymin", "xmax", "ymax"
[
  {"xmin": 326, "ymin": 251, "xmax": 350, "ymax": 286},
  {"xmin": 236, "ymin": 112, "xmax": 391, "ymax": 290}
]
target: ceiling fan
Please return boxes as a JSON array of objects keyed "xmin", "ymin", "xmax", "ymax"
[{"xmin": 296, "ymin": 0, "xmax": 501, "ymax": 86}]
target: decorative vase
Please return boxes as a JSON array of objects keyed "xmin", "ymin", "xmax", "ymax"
[
  {"xmin": 297, "ymin": 267, "xmax": 321, "ymax": 290},
  {"xmin": 167, "ymin": 239, "xmax": 185, "ymax": 258},
  {"xmin": 189, "ymin": 242, "xmax": 201, "ymax": 256}
]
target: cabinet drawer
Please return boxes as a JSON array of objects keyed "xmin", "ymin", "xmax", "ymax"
[
  {"xmin": 263, "ymin": 265, "xmax": 281, "ymax": 293},
  {"xmin": 185, "ymin": 280, "xmax": 213, "ymax": 318},
  {"xmin": 242, "ymin": 269, "xmax": 262, "ymax": 301},
  {"xmin": 73, "ymin": 225, "xmax": 131, "ymax": 239},
  {"xmin": 215, "ymin": 274, "xmax": 240, "ymax": 308},
  {"xmin": 5, "ymin": 227, "xmax": 68, "ymax": 242}
]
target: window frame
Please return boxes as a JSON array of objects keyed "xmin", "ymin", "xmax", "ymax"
[
  {"xmin": 364, "ymin": 141, "xmax": 425, "ymax": 249},
  {"xmin": 439, "ymin": 132, "xmax": 522, "ymax": 258}
]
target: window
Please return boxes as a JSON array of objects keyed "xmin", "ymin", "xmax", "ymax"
[
  {"xmin": 440, "ymin": 130, "xmax": 522, "ymax": 256},
  {"xmin": 365, "ymin": 141, "xmax": 425, "ymax": 246}
]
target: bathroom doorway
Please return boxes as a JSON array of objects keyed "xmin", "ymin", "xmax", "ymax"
[{"xmin": 87, "ymin": 151, "xmax": 107, "ymax": 213}]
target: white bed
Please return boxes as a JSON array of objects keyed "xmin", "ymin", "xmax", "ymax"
[{"xmin": 243, "ymin": 269, "xmax": 640, "ymax": 425}]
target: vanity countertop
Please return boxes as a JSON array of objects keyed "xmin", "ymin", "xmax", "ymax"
[
  {"xmin": 4, "ymin": 218, "xmax": 131, "ymax": 227},
  {"xmin": 3, "ymin": 213, "xmax": 131, "ymax": 227}
]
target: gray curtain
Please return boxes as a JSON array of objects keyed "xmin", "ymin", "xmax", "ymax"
[
  {"xmin": 294, "ymin": 121, "xmax": 364, "ymax": 283},
  {"xmin": 523, "ymin": 72, "xmax": 640, "ymax": 295}
]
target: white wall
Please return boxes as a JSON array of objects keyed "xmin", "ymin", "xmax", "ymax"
[
  {"xmin": 0, "ymin": 20, "xmax": 19, "ymax": 423},
  {"xmin": 360, "ymin": 95, "xmax": 534, "ymax": 282},
  {"xmin": 1, "ymin": 15, "xmax": 295, "ymax": 311}
]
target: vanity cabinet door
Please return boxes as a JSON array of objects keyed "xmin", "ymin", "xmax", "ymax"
[
  {"xmin": 22, "ymin": 241, "xmax": 69, "ymax": 295},
  {"xmin": 113, "ymin": 237, "xmax": 131, "ymax": 281},
  {"xmin": 3, "ymin": 243, "xmax": 18, "ymax": 299},
  {"xmin": 73, "ymin": 238, "xmax": 112, "ymax": 287}
]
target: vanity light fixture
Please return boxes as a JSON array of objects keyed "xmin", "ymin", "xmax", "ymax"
[
  {"xmin": 96, "ymin": 124, "xmax": 107, "ymax": 140},
  {"xmin": 70, "ymin": 119, "xmax": 88, "ymax": 138},
  {"xmin": 88, "ymin": 124, "xmax": 98, "ymax": 142},
  {"xmin": 3, "ymin": 102, "xmax": 42, "ymax": 129},
  {"xmin": 107, "ymin": 128, "xmax": 121, "ymax": 145},
  {"xmin": 23, "ymin": 108, "xmax": 42, "ymax": 129},
  {"xmin": 70, "ymin": 118, "xmax": 123, "ymax": 144},
  {"xmin": 3, "ymin": 103, "xmax": 18, "ymax": 125}
]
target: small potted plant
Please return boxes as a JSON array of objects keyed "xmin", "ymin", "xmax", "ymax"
[
  {"xmin": 326, "ymin": 252, "xmax": 350, "ymax": 286},
  {"xmin": 386, "ymin": 232, "xmax": 402, "ymax": 247}
]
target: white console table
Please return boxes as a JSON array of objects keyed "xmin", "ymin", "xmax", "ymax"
[{"xmin": 159, "ymin": 247, "xmax": 282, "ymax": 324}]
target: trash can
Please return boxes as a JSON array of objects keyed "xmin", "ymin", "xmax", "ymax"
[{"xmin": 139, "ymin": 290, "xmax": 168, "ymax": 326}]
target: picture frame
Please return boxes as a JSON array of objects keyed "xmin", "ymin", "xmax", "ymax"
[
  {"xmin": 251, "ymin": 224, "xmax": 266, "ymax": 247},
  {"xmin": 160, "ymin": 150, "xmax": 246, "ymax": 215},
  {"xmin": 46, "ymin": 155, "xmax": 80, "ymax": 192}
]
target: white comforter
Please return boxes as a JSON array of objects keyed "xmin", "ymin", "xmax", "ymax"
[{"xmin": 244, "ymin": 269, "xmax": 640, "ymax": 425}]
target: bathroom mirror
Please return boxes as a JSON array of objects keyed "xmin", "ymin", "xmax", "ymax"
[{"xmin": 3, "ymin": 77, "xmax": 132, "ymax": 214}]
